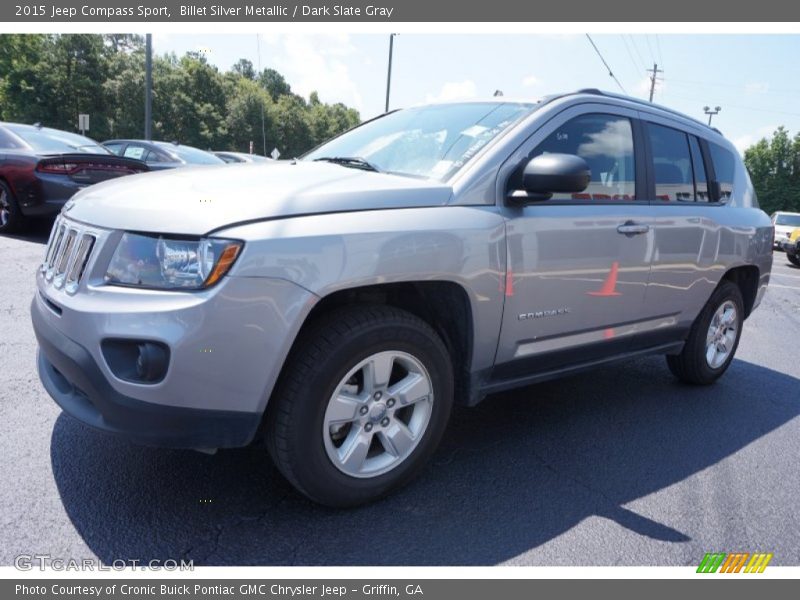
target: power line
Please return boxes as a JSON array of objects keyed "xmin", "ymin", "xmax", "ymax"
[
  {"xmin": 644, "ymin": 35, "xmax": 657, "ymax": 65},
  {"xmin": 585, "ymin": 34, "xmax": 627, "ymax": 95},
  {"xmin": 627, "ymin": 35, "xmax": 648, "ymax": 73},
  {"xmin": 663, "ymin": 90, "xmax": 800, "ymax": 118},
  {"xmin": 667, "ymin": 78, "xmax": 800, "ymax": 96},
  {"xmin": 655, "ymin": 34, "xmax": 664, "ymax": 70},
  {"xmin": 620, "ymin": 35, "xmax": 643, "ymax": 81}
]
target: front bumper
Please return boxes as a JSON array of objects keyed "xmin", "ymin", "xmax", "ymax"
[
  {"xmin": 33, "ymin": 302, "xmax": 260, "ymax": 448},
  {"xmin": 32, "ymin": 264, "xmax": 317, "ymax": 448}
]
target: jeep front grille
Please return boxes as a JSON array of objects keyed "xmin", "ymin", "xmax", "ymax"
[{"xmin": 42, "ymin": 217, "xmax": 97, "ymax": 294}]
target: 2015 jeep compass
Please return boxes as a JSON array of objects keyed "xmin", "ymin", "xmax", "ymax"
[{"xmin": 32, "ymin": 90, "xmax": 773, "ymax": 506}]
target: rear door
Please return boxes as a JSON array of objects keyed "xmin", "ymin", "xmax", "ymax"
[
  {"xmin": 639, "ymin": 115, "xmax": 727, "ymax": 337},
  {"xmin": 494, "ymin": 104, "xmax": 656, "ymax": 376}
]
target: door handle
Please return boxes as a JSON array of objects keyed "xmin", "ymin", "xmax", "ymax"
[{"xmin": 616, "ymin": 221, "xmax": 650, "ymax": 236}]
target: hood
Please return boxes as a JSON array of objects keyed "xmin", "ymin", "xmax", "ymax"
[{"xmin": 64, "ymin": 161, "xmax": 453, "ymax": 235}]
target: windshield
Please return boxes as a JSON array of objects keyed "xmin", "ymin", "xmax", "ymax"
[
  {"xmin": 775, "ymin": 214, "xmax": 800, "ymax": 226},
  {"xmin": 304, "ymin": 102, "xmax": 534, "ymax": 180},
  {"xmin": 156, "ymin": 142, "xmax": 224, "ymax": 165},
  {"xmin": 6, "ymin": 125, "xmax": 109, "ymax": 154}
]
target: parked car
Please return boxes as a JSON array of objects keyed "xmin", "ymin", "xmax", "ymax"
[
  {"xmin": 779, "ymin": 227, "xmax": 800, "ymax": 266},
  {"xmin": 214, "ymin": 151, "xmax": 273, "ymax": 164},
  {"xmin": 771, "ymin": 211, "xmax": 800, "ymax": 249},
  {"xmin": 32, "ymin": 90, "xmax": 772, "ymax": 506},
  {"xmin": 102, "ymin": 139, "xmax": 224, "ymax": 170},
  {"xmin": 0, "ymin": 123, "xmax": 148, "ymax": 233}
]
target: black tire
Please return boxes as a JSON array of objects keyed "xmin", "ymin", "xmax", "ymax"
[
  {"xmin": 666, "ymin": 280, "xmax": 744, "ymax": 385},
  {"xmin": 787, "ymin": 254, "xmax": 800, "ymax": 267},
  {"xmin": 0, "ymin": 180, "xmax": 26, "ymax": 234},
  {"xmin": 265, "ymin": 305, "xmax": 454, "ymax": 507}
]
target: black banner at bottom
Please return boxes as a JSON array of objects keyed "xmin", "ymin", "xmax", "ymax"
[{"xmin": 4, "ymin": 579, "xmax": 796, "ymax": 600}]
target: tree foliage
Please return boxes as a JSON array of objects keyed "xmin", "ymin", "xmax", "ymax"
[
  {"xmin": 0, "ymin": 34, "xmax": 360, "ymax": 156},
  {"xmin": 743, "ymin": 126, "xmax": 800, "ymax": 215}
]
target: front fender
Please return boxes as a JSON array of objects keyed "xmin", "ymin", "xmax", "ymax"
[{"xmin": 220, "ymin": 206, "xmax": 508, "ymax": 372}]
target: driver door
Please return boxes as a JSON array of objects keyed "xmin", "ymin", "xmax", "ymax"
[{"xmin": 494, "ymin": 105, "xmax": 657, "ymax": 378}]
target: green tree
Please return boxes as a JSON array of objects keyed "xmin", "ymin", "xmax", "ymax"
[
  {"xmin": 0, "ymin": 33, "xmax": 360, "ymax": 155},
  {"xmin": 259, "ymin": 67, "xmax": 292, "ymax": 100},
  {"xmin": 744, "ymin": 127, "xmax": 800, "ymax": 215}
]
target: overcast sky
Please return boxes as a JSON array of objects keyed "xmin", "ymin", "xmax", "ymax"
[{"xmin": 153, "ymin": 33, "xmax": 800, "ymax": 154}]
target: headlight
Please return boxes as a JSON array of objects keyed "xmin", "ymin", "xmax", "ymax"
[{"xmin": 105, "ymin": 233, "xmax": 242, "ymax": 290}]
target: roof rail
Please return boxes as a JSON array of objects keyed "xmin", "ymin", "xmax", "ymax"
[{"xmin": 566, "ymin": 89, "xmax": 720, "ymax": 133}]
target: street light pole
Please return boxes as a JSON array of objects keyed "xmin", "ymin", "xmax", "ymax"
[
  {"xmin": 385, "ymin": 34, "xmax": 396, "ymax": 113},
  {"xmin": 704, "ymin": 105, "xmax": 721, "ymax": 126},
  {"xmin": 145, "ymin": 33, "xmax": 153, "ymax": 141}
]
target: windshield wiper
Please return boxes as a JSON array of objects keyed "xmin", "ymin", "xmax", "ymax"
[{"xmin": 313, "ymin": 156, "xmax": 381, "ymax": 172}]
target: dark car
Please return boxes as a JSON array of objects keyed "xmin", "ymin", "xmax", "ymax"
[
  {"xmin": 103, "ymin": 140, "xmax": 224, "ymax": 170},
  {"xmin": 0, "ymin": 123, "xmax": 148, "ymax": 233},
  {"xmin": 214, "ymin": 151, "xmax": 273, "ymax": 164}
]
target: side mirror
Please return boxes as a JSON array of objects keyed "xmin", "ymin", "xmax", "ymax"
[{"xmin": 510, "ymin": 153, "xmax": 591, "ymax": 204}]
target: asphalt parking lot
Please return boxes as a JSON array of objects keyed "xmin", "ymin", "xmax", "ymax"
[{"xmin": 1, "ymin": 221, "xmax": 799, "ymax": 567}]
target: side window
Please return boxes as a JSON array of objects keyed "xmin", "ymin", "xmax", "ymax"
[
  {"xmin": 103, "ymin": 142, "xmax": 124, "ymax": 156},
  {"xmin": 647, "ymin": 123, "xmax": 694, "ymax": 202},
  {"xmin": 709, "ymin": 142, "xmax": 736, "ymax": 202},
  {"xmin": 530, "ymin": 114, "xmax": 636, "ymax": 200},
  {"xmin": 688, "ymin": 136, "xmax": 709, "ymax": 202},
  {"xmin": 143, "ymin": 150, "xmax": 167, "ymax": 163},
  {"xmin": 123, "ymin": 145, "xmax": 146, "ymax": 160}
]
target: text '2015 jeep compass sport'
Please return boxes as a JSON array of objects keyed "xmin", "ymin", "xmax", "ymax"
[{"xmin": 32, "ymin": 90, "xmax": 773, "ymax": 506}]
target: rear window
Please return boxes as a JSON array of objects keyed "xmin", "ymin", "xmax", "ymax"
[
  {"xmin": 647, "ymin": 123, "xmax": 694, "ymax": 202},
  {"xmin": 0, "ymin": 128, "xmax": 26, "ymax": 150},
  {"xmin": 155, "ymin": 143, "xmax": 223, "ymax": 165},
  {"xmin": 775, "ymin": 214, "xmax": 800, "ymax": 227},
  {"xmin": 709, "ymin": 142, "xmax": 736, "ymax": 201},
  {"xmin": 5, "ymin": 125, "xmax": 109, "ymax": 155}
]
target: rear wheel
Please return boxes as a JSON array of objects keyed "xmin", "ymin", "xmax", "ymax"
[
  {"xmin": 787, "ymin": 253, "xmax": 800, "ymax": 267},
  {"xmin": 265, "ymin": 305, "xmax": 453, "ymax": 507},
  {"xmin": 666, "ymin": 280, "xmax": 744, "ymax": 385},
  {"xmin": 0, "ymin": 180, "xmax": 26, "ymax": 234}
]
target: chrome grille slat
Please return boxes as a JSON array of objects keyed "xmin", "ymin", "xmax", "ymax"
[
  {"xmin": 45, "ymin": 224, "xmax": 68, "ymax": 281},
  {"xmin": 41, "ymin": 218, "xmax": 97, "ymax": 294},
  {"xmin": 41, "ymin": 218, "xmax": 60, "ymax": 272},
  {"xmin": 65, "ymin": 235, "xmax": 95, "ymax": 294}
]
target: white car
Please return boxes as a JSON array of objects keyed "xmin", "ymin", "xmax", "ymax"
[{"xmin": 771, "ymin": 211, "xmax": 800, "ymax": 249}]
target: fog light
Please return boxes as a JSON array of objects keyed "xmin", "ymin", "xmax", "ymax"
[
  {"xmin": 135, "ymin": 343, "xmax": 169, "ymax": 382},
  {"xmin": 102, "ymin": 339, "xmax": 169, "ymax": 384}
]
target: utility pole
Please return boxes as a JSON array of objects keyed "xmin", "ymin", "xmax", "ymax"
[
  {"xmin": 385, "ymin": 34, "xmax": 396, "ymax": 113},
  {"xmin": 704, "ymin": 105, "xmax": 722, "ymax": 125},
  {"xmin": 647, "ymin": 63, "xmax": 663, "ymax": 102},
  {"xmin": 144, "ymin": 33, "xmax": 152, "ymax": 141}
]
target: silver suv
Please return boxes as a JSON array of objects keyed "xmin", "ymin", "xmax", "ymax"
[{"xmin": 32, "ymin": 90, "xmax": 773, "ymax": 506}]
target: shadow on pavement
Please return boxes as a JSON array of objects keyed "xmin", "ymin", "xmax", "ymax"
[
  {"xmin": 1, "ymin": 218, "xmax": 53, "ymax": 244},
  {"xmin": 50, "ymin": 357, "xmax": 799, "ymax": 565}
]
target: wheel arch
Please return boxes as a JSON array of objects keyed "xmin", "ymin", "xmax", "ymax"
[
  {"xmin": 721, "ymin": 264, "xmax": 760, "ymax": 318},
  {"xmin": 288, "ymin": 280, "xmax": 477, "ymax": 406}
]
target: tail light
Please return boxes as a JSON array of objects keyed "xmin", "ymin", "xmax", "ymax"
[
  {"xmin": 36, "ymin": 159, "xmax": 146, "ymax": 175},
  {"xmin": 37, "ymin": 161, "xmax": 80, "ymax": 174}
]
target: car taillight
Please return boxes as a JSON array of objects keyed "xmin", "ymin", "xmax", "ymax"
[
  {"xmin": 37, "ymin": 161, "xmax": 79, "ymax": 174},
  {"xmin": 37, "ymin": 160, "xmax": 143, "ymax": 175}
]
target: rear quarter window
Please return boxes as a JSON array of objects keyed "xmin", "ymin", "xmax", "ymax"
[{"xmin": 709, "ymin": 142, "xmax": 736, "ymax": 202}]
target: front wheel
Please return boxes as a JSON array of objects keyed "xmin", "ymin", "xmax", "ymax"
[
  {"xmin": 787, "ymin": 253, "xmax": 800, "ymax": 267},
  {"xmin": 265, "ymin": 305, "xmax": 453, "ymax": 507},
  {"xmin": 666, "ymin": 281, "xmax": 744, "ymax": 385}
]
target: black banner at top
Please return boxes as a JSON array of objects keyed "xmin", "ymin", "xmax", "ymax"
[{"xmin": 3, "ymin": 0, "xmax": 800, "ymax": 22}]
